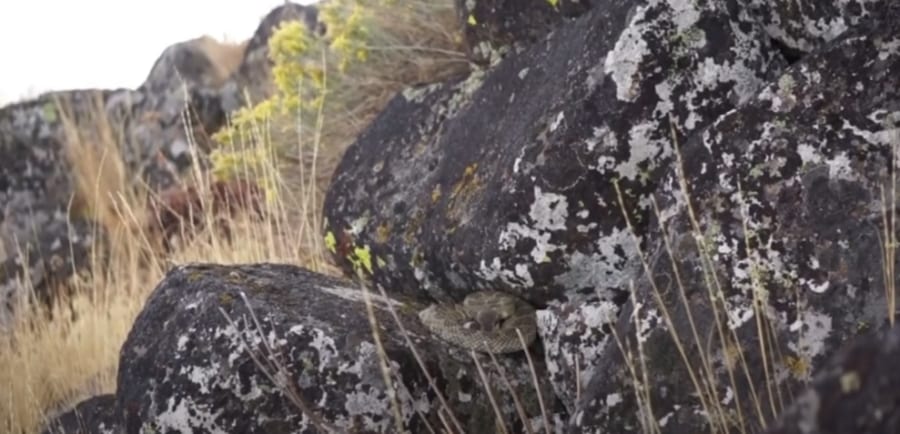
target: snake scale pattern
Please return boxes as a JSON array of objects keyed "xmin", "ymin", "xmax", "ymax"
[{"xmin": 418, "ymin": 291, "xmax": 537, "ymax": 354}]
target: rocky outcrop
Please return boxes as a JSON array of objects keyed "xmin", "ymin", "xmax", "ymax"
[
  {"xmin": 325, "ymin": 0, "xmax": 786, "ymax": 411},
  {"xmin": 765, "ymin": 325, "xmax": 900, "ymax": 434},
  {"xmin": 124, "ymin": 35, "xmax": 247, "ymax": 189},
  {"xmin": 0, "ymin": 3, "xmax": 322, "ymax": 327},
  {"xmin": 571, "ymin": 11, "xmax": 900, "ymax": 432},
  {"xmin": 0, "ymin": 90, "xmax": 115, "ymax": 327},
  {"xmin": 325, "ymin": 0, "xmax": 785, "ymax": 307},
  {"xmin": 114, "ymin": 263, "xmax": 563, "ymax": 433},
  {"xmin": 39, "ymin": 1, "xmax": 900, "ymax": 433}
]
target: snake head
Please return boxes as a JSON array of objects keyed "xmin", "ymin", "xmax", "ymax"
[{"xmin": 472, "ymin": 309, "xmax": 502, "ymax": 332}]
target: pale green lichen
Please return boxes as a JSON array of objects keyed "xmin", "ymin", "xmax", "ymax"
[
  {"xmin": 42, "ymin": 102, "xmax": 57, "ymax": 123},
  {"xmin": 325, "ymin": 231, "xmax": 337, "ymax": 253},
  {"xmin": 351, "ymin": 245, "xmax": 374, "ymax": 274}
]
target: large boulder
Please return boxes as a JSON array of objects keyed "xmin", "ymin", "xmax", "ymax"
[
  {"xmin": 324, "ymin": 0, "xmax": 786, "ymax": 410},
  {"xmin": 571, "ymin": 11, "xmax": 900, "ymax": 432},
  {"xmin": 115, "ymin": 263, "xmax": 563, "ymax": 433}
]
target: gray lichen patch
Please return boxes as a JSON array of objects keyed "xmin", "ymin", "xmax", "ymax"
[{"xmin": 745, "ymin": 0, "xmax": 890, "ymax": 54}]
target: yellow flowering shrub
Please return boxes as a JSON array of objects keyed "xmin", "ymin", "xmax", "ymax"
[{"xmin": 210, "ymin": 0, "xmax": 466, "ymax": 203}]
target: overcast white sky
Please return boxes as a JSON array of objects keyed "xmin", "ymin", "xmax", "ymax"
[{"xmin": 0, "ymin": 0, "xmax": 315, "ymax": 106}]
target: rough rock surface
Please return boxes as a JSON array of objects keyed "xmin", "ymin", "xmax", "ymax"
[
  {"xmin": 455, "ymin": 0, "xmax": 567, "ymax": 63},
  {"xmin": 41, "ymin": 394, "xmax": 118, "ymax": 434},
  {"xmin": 325, "ymin": 0, "xmax": 786, "ymax": 410},
  {"xmin": 115, "ymin": 263, "xmax": 563, "ymax": 433},
  {"xmin": 765, "ymin": 325, "xmax": 900, "ymax": 434},
  {"xmin": 0, "ymin": 217, "xmax": 100, "ymax": 326},
  {"xmin": 0, "ymin": 91, "xmax": 114, "ymax": 327},
  {"xmin": 746, "ymin": 0, "xmax": 891, "ymax": 56},
  {"xmin": 127, "ymin": 34, "xmax": 246, "ymax": 189},
  {"xmin": 571, "ymin": 13, "xmax": 900, "ymax": 433}
]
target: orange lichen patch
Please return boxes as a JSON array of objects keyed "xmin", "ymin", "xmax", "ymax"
[
  {"xmin": 139, "ymin": 111, "xmax": 163, "ymax": 123},
  {"xmin": 375, "ymin": 222, "xmax": 392, "ymax": 243},
  {"xmin": 445, "ymin": 163, "xmax": 482, "ymax": 228},
  {"xmin": 146, "ymin": 179, "xmax": 265, "ymax": 251},
  {"xmin": 450, "ymin": 163, "xmax": 480, "ymax": 200},
  {"xmin": 784, "ymin": 355, "xmax": 810, "ymax": 379},
  {"xmin": 431, "ymin": 185, "xmax": 442, "ymax": 203}
]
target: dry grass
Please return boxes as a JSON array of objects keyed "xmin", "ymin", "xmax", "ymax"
[
  {"xmin": 0, "ymin": 86, "xmax": 340, "ymax": 434},
  {"xmin": 610, "ymin": 121, "xmax": 787, "ymax": 434}
]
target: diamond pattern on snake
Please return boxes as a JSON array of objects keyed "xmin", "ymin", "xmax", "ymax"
[{"xmin": 418, "ymin": 291, "xmax": 538, "ymax": 354}]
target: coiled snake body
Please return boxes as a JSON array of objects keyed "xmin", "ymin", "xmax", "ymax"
[{"xmin": 418, "ymin": 291, "xmax": 537, "ymax": 354}]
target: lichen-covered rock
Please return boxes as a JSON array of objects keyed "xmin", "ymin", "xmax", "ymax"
[
  {"xmin": 746, "ymin": 0, "xmax": 892, "ymax": 56},
  {"xmin": 220, "ymin": 2, "xmax": 321, "ymax": 113},
  {"xmin": 116, "ymin": 263, "xmax": 564, "ymax": 433},
  {"xmin": 765, "ymin": 325, "xmax": 900, "ymax": 434},
  {"xmin": 0, "ymin": 215, "xmax": 100, "ymax": 327},
  {"xmin": 325, "ymin": 0, "xmax": 786, "ymax": 410},
  {"xmin": 127, "ymin": 35, "xmax": 246, "ymax": 189},
  {"xmin": 557, "ymin": 0, "xmax": 595, "ymax": 17},
  {"xmin": 0, "ymin": 32, "xmax": 250, "ymax": 324},
  {"xmin": 41, "ymin": 394, "xmax": 118, "ymax": 434},
  {"xmin": 571, "ymin": 13, "xmax": 900, "ymax": 433},
  {"xmin": 455, "ymin": 0, "xmax": 567, "ymax": 64},
  {"xmin": 0, "ymin": 91, "xmax": 114, "ymax": 327},
  {"xmin": 0, "ymin": 90, "xmax": 112, "ymax": 255}
]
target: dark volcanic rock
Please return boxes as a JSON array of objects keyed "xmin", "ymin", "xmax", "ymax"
[
  {"xmin": 766, "ymin": 325, "xmax": 900, "ymax": 434},
  {"xmin": 455, "ymin": 0, "xmax": 567, "ymax": 64},
  {"xmin": 115, "ymin": 263, "xmax": 563, "ymax": 433},
  {"xmin": 746, "ymin": 0, "xmax": 891, "ymax": 56},
  {"xmin": 558, "ymin": 0, "xmax": 595, "ymax": 17},
  {"xmin": 324, "ymin": 0, "xmax": 786, "ymax": 409},
  {"xmin": 572, "ymin": 13, "xmax": 900, "ymax": 433},
  {"xmin": 0, "ymin": 216, "xmax": 100, "ymax": 325},
  {"xmin": 0, "ymin": 91, "xmax": 113, "ymax": 327},
  {"xmin": 41, "ymin": 394, "xmax": 118, "ymax": 434},
  {"xmin": 325, "ymin": 0, "xmax": 785, "ymax": 307}
]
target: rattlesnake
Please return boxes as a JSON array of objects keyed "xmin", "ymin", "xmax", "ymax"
[{"xmin": 418, "ymin": 291, "xmax": 538, "ymax": 354}]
